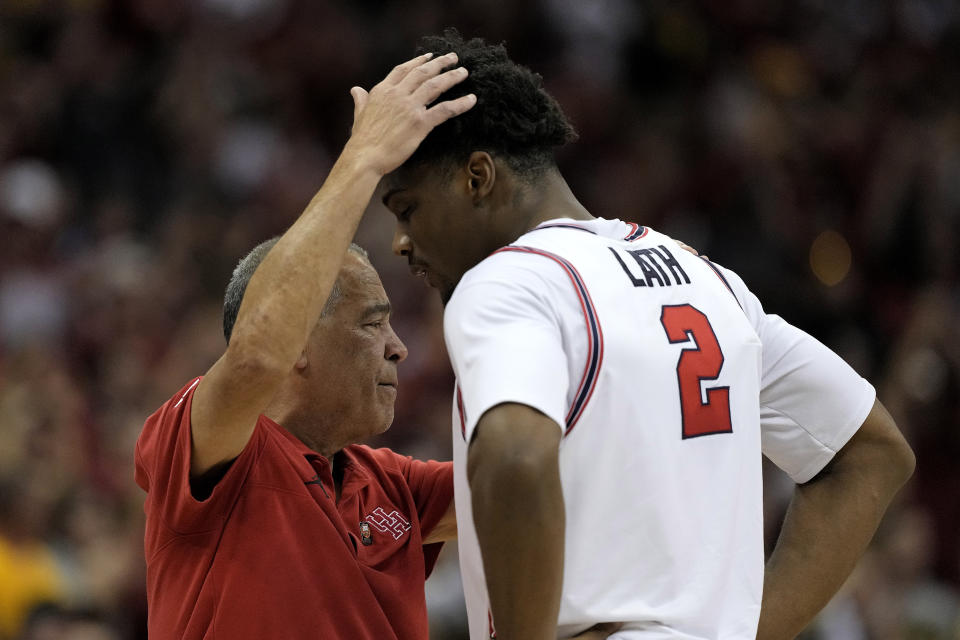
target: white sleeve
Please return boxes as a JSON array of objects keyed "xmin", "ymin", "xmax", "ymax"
[
  {"xmin": 715, "ymin": 264, "xmax": 876, "ymax": 484},
  {"xmin": 443, "ymin": 259, "xmax": 569, "ymax": 442}
]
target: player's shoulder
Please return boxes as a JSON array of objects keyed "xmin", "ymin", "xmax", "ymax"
[{"xmin": 447, "ymin": 251, "xmax": 559, "ymax": 318}]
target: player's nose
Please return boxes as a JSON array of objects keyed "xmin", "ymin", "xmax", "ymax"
[{"xmin": 392, "ymin": 227, "xmax": 412, "ymax": 257}]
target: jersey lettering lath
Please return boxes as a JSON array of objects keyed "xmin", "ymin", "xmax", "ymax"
[{"xmin": 444, "ymin": 218, "xmax": 875, "ymax": 639}]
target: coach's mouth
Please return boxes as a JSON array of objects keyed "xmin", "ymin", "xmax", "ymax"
[{"xmin": 377, "ymin": 383, "xmax": 397, "ymax": 398}]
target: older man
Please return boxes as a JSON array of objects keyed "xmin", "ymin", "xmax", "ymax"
[{"xmin": 134, "ymin": 52, "xmax": 474, "ymax": 640}]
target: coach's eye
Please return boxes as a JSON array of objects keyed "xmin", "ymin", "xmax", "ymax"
[{"xmin": 398, "ymin": 204, "xmax": 415, "ymax": 222}]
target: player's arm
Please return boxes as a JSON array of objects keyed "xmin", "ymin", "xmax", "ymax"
[
  {"xmin": 468, "ymin": 402, "xmax": 564, "ymax": 640},
  {"xmin": 756, "ymin": 400, "xmax": 914, "ymax": 640},
  {"xmin": 444, "ymin": 260, "xmax": 571, "ymax": 638},
  {"xmin": 711, "ymin": 263, "xmax": 915, "ymax": 638},
  {"xmin": 190, "ymin": 53, "xmax": 476, "ymax": 477}
]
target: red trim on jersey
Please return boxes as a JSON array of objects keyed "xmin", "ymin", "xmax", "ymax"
[
  {"xmin": 533, "ymin": 222, "xmax": 597, "ymax": 235},
  {"xmin": 533, "ymin": 220, "xmax": 649, "ymax": 241},
  {"xmin": 699, "ymin": 257, "xmax": 743, "ymax": 310},
  {"xmin": 492, "ymin": 246, "xmax": 604, "ymax": 435},
  {"xmin": 624, "ymin": 222, "xmax": 649, "ymax": 241}
]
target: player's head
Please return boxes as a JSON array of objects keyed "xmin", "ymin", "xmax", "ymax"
[
  {"xmin": 381, "ymin": 29, "xmax": 576, "ymax": 303},
  {"xmin": 223, "ymin": 240, "xmax": 407, "ymax": 445}
]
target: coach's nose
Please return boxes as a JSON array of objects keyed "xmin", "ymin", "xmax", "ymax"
[
  {"xmin": 385, "ymin": 322, "xmax": 408, "ymax": 363},
  {"xmin": 392, "ymin": 227, "xmax": 412, "ymax": 257}
]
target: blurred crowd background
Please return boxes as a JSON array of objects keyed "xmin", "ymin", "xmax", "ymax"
[{"xmin": 0, "ymin": 0, "xmax": 958, "ymax": 638}]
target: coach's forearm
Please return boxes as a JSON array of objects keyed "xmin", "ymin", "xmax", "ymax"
[
  {"xmin": 468, "ymin": 405, "xmax": 565, "ymax": 640},
  {"xmin": 229, "ymin": 149, "xmax": 379, "ymax": 370},
  {"xmin": 757, "ymin": 401, "xmax": 914, "ymax": 639},
  {"xmin": 229, "ymin": 52, "xmax": 474, "ymax": 375}
]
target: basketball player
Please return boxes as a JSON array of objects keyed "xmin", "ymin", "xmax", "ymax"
[{"xmin": 379, "ymin": 32, "xmax": 915, "ymax": 639}]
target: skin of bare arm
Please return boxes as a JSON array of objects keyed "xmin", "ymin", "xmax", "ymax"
[
  {"xmin": 423, "ymin": 498, "xmax": 457, "ymax": 545},
  {"xmin": 756, "ymin": 399, "xmax": 915, "ymax": 639},
  {"xmin": 190, "ymin": 52, "xmax": 477, "ymax": 477},
  {"xmin": 467, "ymin": 402, "xmax": 565, "ymax": 640}
]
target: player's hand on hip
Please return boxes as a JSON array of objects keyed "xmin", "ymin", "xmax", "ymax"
[
  {"xmin": 570, "ymin": 622, "xmax": 624, "ymax": 639},
  {"xmin": 345, "ymin": 51, "xmax": 476, "ymax": 176}
]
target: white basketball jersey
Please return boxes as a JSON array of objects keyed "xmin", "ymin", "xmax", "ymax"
[{"xmin": 444, "ymin": 218, "xmax": 875, "ymax": 640}]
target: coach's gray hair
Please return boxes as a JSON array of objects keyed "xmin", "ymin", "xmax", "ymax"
[{"xmin": 222, "ymin": 237, "xmax": 370, "ymax": 343}]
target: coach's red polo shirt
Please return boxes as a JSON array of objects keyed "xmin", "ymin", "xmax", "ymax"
[{"xmin": 135, "ymin": 378, "xmax": 453, "ymax": 640}]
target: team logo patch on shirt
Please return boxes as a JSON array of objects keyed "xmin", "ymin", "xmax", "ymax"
[
  {"xmin": 359, "ymin": 521, "xmax": 373, "ymax": 546},
  {"xmin": 364, "ymin": 507, "xmax": 411, "ymax": 540}
]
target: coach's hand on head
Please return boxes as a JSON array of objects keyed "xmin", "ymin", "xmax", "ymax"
[
  {"xmin": 346, "ymin": 52, "xmax": 477, "ymax": 177},
  {"xmin": 189, "ymin": 53, "xmax": 474, "ymax": 479}
]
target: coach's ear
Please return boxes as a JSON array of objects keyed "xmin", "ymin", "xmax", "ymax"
[{"xmin": 465, "ymin": 151, "xmax": 496, "ymax": 204}]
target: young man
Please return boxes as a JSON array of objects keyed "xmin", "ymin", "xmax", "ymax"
[
  {"xmin": 379, "ymin": 32, "xmax": 916, "ymax": 640},
  {"xmin": 135, "ymin": 52, "xmax": 473, "ymax": 640}
]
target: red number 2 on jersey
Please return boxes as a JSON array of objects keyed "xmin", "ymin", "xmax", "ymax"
[{"xmin": 660, "ymin": 304, "xmax": 733, "ymax": 438}]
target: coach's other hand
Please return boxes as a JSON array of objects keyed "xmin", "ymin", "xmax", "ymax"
[{"xmin": 346, "ymin": 52, "xmax": 476, "ymax": 176}]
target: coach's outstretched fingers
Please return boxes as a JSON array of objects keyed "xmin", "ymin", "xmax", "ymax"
[
  {"xmin": 414, "ymin": 66, "xmax": 469, "ymax": 109},
  {"xmin": 396, "ymin": 51, "xmax": 460, "ymax": 91},
  {"xmin": 346, "ymin": 52, "xmax": 475, "ymax": 176},
  {"xmin": 382, "ymin": 51, "xmax": 435, "ymax": 85},
  {"xmin": 426, "ymin": 91, "xmax": 476, "ymax": 127}
]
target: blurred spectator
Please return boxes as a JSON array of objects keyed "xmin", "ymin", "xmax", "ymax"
[
  {"xmin": 0, "ymin": 1, "xmax": 957, "ymax": 638},
  {"xmin": 18, "ymin": 604, "xmax": 120, "ymax": 640},
  {"xmin": 0, "ymin": 477, "xmax": 66, "ymax": 639}
]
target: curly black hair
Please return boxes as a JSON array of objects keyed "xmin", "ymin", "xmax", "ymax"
[{"xmin": 404, "ymin": 29, "xmax": 577, "ymax": 178}]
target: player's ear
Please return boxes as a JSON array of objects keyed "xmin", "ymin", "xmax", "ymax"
[{"xmin": 465, "ymin": 151, "xmax": 495, "ymax": 203}]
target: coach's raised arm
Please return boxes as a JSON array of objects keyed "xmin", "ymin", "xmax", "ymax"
[{"xmin": 191, "ymin": 52, "xmax": 475, "ymax": 477}]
